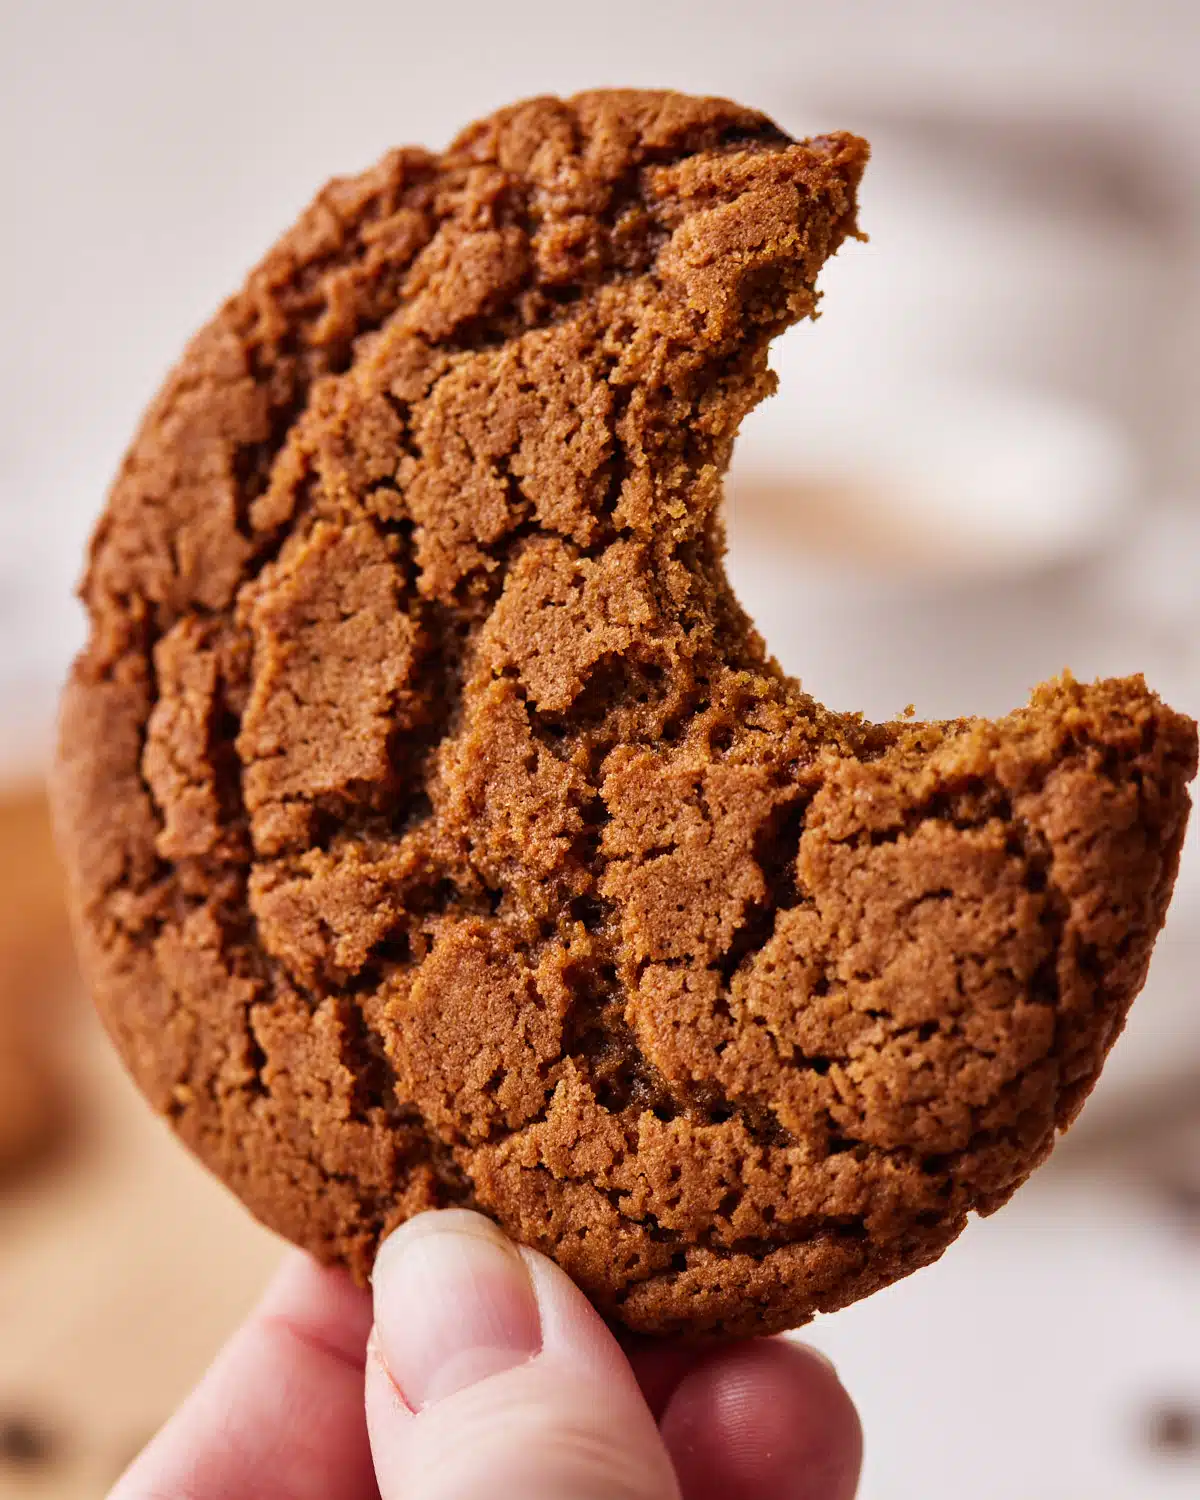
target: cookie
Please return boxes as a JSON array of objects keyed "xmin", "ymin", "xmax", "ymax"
[{"xmin": 54, "ymin": 90, "xmax": 1197, "ymax": 1337}]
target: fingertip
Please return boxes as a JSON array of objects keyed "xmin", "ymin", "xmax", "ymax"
[
  {"xmin": 622, "ymin": 1336, "xmax": 707, "ymax": 1422},
  {"xmin": 366, "ymin": 1213, "xmax": 679, "ymax": 1500},
  {"xmin": 257, "ymin": 1250, "xmax": 374, "ymax": 1370},
  {"xmin": 111, "ymin": 1252, "xmax": 377, "ymax": 1500},
  {"xmin": 660, "ymin": 1339, "xmax": 863, "ymax": 1500}
]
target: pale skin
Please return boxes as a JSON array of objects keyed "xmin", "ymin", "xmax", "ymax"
[{"xmin": 110, "ymin": 1208, "xmax": 863, "ymax": 1500}]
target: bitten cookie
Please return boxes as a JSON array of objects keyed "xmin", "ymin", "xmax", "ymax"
[{"xmin": 54, "ymin": 90, "xmax": 1197, "ymax": 1337}]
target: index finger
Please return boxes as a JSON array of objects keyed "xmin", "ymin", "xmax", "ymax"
[
  {"xmin": 110, "ymin": 1251, "xmax": 378, "ymax": 1500},
  {"xmin": 623, "ymin": 1334, "xmax": 863, "ymax": 1500}
]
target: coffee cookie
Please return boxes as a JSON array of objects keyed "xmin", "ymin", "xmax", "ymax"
[{"xmin": 55, "ymin": 90, "xmax": 1197, "ymax": 1337}]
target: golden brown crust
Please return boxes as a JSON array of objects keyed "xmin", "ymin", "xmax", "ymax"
[{"xmin": 53, "ymin": 90, "xmax": 1196, "ymax": 1337}]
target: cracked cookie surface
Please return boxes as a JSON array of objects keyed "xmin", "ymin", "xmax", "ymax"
[{"xmin": 54, "ymin": 89, "xmax": 1198, "ymax": 1337}]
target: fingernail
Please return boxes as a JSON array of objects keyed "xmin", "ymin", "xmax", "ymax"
[{"xmin": 372, "ymin": 1209, "xmax": 541, "ymax": 1410}]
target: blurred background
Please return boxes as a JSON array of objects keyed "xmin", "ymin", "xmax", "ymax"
[{"xmin": 1, "ymin": 2, "xmax": 1197, "ymax": 1495}]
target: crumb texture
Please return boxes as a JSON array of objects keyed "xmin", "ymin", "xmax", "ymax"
[{"xmin": 55, "ymin": 89, "xmax": 1197, "ymax": 1337}]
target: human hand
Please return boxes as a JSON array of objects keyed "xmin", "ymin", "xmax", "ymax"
[{"xmin": 111, "ymin": 1208, "xmax": 862, "ymax": 1499}]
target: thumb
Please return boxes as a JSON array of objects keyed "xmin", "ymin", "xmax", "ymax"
[{"xmin": 365, "ymin": 1209, "xmax": 680, "ymax": 1500}]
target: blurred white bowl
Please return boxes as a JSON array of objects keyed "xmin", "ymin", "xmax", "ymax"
[{"xmin": 731, "ymin": 366, "xmax": 1136, "ymax": 577}]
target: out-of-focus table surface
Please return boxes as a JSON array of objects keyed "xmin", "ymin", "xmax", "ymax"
[{"xmin": 0, "ymin": 1005, "xmax": 281, "ymax": 1500}]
